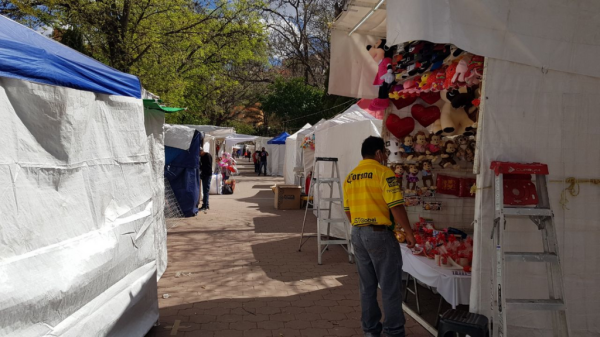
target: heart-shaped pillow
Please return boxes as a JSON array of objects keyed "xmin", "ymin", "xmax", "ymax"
[
  {"xmin": 411, "ymin": 104, "xmax": 441, "ymax": 127},
  {"xmin": 420, "ymin": 91, "xmax": 441, "ymax": 105},
  {"xmin": 391, "ymin": 95, "xmax": 417, "ymax": 110},
  {"xmin": 386, "ymin": 114, "xmax": 415, "ymax": 139}
]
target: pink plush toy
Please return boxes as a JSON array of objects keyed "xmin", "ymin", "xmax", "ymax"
[{"xmin": 452, "ymin": 56, "xmax": 470, "ymax": 86}]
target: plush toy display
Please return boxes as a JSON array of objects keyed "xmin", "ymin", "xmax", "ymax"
[
  {"xmin": 367, "ymin": 39, "xmax": 396, "ymax": 111},
  {"xmin": 413, "ymin": 131, "xmax": 429, "ymax": 161},
  {"xmin": 439, "ymin": 140, "xmax": 459, "ymax": 169},
  {"xmin": 393, "ymin": 163, "xmax": 405, "ymax": 189},
  {"xmin": 421, "ymin": 160, "xmax": 435, "ymax": 190},
  {"xmin": 411, "ymin": 104, "xmax": 441, "ymax": 127},
  {"xmin": 406, "ymin": 163, "xmax": 420, "ymax": 193},
  {"xmin": 426, "ymin": 134, "xmax": 443, "ymax": 162},
  {"xmin": 386, "ymin": 114, "xmax": 415, "ymax": 139},
  {"xmin": 434, "ymin": 89, "xmax": 477, "ymax": 136},
  {"xmin": 399, "ymin": 135, "xmax": 415, "ymax": 161}
]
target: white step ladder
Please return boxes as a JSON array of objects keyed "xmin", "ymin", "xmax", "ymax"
[
  {"xmin": 298, "ymin": 157, "xmax": 353, "ymax": 265},
  {"xmin": 490, "ymin": 161, "xmax": 569, "ymax": 337}
]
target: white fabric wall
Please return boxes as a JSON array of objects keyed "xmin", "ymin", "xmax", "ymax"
[
  {"xmin": 312, "ymin": 107, "xmax": 382, "ymax": 239},
  {"xmin": 0, "ymin": 78, "xmax": 159, "ymax": 336},
  {"xmin": 284, "ymin": 124, "xmax": 311, "ymax": 184},
  {"xmin": 164, "ymin": 124, "xmax": 194, "ymax": 150},
  {"xmin": 471, "ymin": 59, "xmax": 600, "ymax": 336},
  {"xmin": 386, "ymin": 0, "xmax": 600, "ymax": 80},
  {"xmin": 266, "ymin": 144, "xmax": 285, "ymax": 177},
  {"xmin": 144, "ymin": 109, "xmax": 167, "ymax": 279}
]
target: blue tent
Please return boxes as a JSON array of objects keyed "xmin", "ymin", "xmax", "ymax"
[
  {"xmin": 267, "ymin": 132, "xmax": 290, "ymax": 144},
  {"xmin": 0, "ymin": 16, "xmax": 141, "ymax": 98},
  {"xmin": 164, "ymin": 131, "xmax": 203, "ymax": 217}
]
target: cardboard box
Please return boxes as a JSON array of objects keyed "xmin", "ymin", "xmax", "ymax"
[{"xmin": 274, "ymin": 185, "xmax": 302, "ymax": 210}]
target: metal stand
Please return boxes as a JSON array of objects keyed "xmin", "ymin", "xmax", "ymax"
[
  {"xmin": 490, "ymin": 161, "xmax": 569, "ymax": 337},
  {"xmin": 298, "ymin": 157, "xmax": 353, "ymax": 265}
]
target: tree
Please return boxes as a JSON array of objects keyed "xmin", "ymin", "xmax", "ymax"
[
  {"xmin": 260, "ymin": 77, "xmax": 324, "ymax": 131},
  {"xmin": 264, "ymin": 0, "xmax": 341, "ymax": 87}
]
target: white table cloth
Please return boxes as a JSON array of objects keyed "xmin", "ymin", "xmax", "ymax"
[{"xmin": 400, "ymin": 244, "xmax": 471, "ymax": 308}]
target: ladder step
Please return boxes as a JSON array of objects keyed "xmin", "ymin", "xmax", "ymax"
[
  {"xmin": 321, "ymin": 198, "xmax": 343, "ymax": 202},
  {"xmin": 321, "ymin": 240, "xmax": 349, "ymax": 245},
  {"xmin": 506, "ymin": 299, "xmax": 565, "ymax": 311},
  {"xmin": 320, "ymin": 219, "xmax": 346, "ymax": 224},
  {"xmin": 502, "ymin": 207, "xmax": 552, "ymax": 217},
  {"xmin": 505, "ymin": 252, "xmax": 558, "ymax": 263},
  {"xmin": 315, "ymin": 178, "xmax": 340, "ymax": 183}
]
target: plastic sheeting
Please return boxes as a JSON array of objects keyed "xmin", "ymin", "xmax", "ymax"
[
  {"xmin": 284, "ymin": 124, "xmax": 312, "ymax": 184},
  {"xmin": 267, "ymin": 132, "xmax": 290, "ymax": 144},
  {"xmin": 0, "ymin": 17, "xmax": 141, "ymax": 98},
  {"xmin": 164, "ymin": 131, "xmax": 201, "ymax": 218},
  {"xmin": 312, "ymin": 105, "xmax": 382, "ymax": 239},
  {"xmin": 0, "ymin": 78, "xmax": 158, "ymax": 336}
]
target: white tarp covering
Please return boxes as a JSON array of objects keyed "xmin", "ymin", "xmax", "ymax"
[
  {"xmin": 386, "ymin": 0, "xmax": 600, "ymax": 80},
  {"xmin": 377, "ymin": 1, "xmax": 600, "ymax": 335},
  {"xmin": 313, "ymin": 105, "xmax": 382, "ymax": 239},
  {"xmin": 266, "ymin": 143, "xmax": 285, "ymax": 177},
  {"xmin": 472, "ymin": 59, "xmax": 600, "ymax": 337},
  {"xmin": 164, "ymin": 124, "xmax": 195, "ymax": 150},
  {"xmin": 224, "ymin": 134, "xmax": 257, "ymax": 154},
  {"xmin": 0, "ymin": 78, "xmax": 159, "ymax": 336},
  {"xmin": 283, "ymin": 123, "xmax": 311, "ymax": 184}
]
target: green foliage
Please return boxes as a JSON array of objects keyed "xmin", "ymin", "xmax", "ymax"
[
  {"xmin": 224, "ymin": 120, "xmax": 256, "ymax": 136},
  {"xmin": 260, "ymin": 77, "xmax": 324, "ymax": 130}
]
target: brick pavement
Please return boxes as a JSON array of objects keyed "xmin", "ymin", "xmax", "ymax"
[{"xmin": 146, "ymin": 161, "xmax": 431, "ymax": 337}]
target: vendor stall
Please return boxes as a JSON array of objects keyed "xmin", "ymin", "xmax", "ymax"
[
  {"xmin": 283, "ymin": 123, "xmax": 312, "ymax": 185},
  {"xmin": 267, "ymin": 131, "xmax": 290, "ymax": 177},
  {"xmin": 329, "ymin": 1, "xmax": 600, "ymax": 336}
]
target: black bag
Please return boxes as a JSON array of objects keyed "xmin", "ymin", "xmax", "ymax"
[{"xmin": 222, "ymin": 184, "xmax": 233, "ymax": 195}]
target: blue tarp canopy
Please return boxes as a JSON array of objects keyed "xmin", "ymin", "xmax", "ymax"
[
  {"xmin": 164, "ymin": 131, "xmax": 202, "ymax": 217},
  {"xmin": 267, "ymin": 132, "xmax": 290, "ymax": 144},
  {"xmin": 0, "ymin": 16, "xmax": 141, "ymax": 98}
]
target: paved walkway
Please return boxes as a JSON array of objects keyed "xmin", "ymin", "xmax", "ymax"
[{"xmin": 146, "ymin": 161, "xmax": 430, "ymax": 337}]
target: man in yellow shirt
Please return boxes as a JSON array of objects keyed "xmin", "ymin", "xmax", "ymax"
[{"xmin": 343, "ymin": 136, "xmax": 416, "ymax": 337}]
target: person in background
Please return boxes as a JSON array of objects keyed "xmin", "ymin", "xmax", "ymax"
[
  {"xmin": 253, "ymin": 151, "xmax": 260, "ymax": 173},
  {"xmin": 199, "ymin": 147, "xmax": 213, "ymax": 211},
  {"xmin": 343, "ymin": 136, "xmax": 416, "ymax": 337},
  {"xmin": 246, "ymin": 150, "xmax": 251, "ymax": 162},
  {"xmin": 258, "ymin": 147, "xmax": 268, "ymax": 176}
]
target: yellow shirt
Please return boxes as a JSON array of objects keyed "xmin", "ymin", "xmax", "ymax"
[{"xmin": 343, "ymin": 159, "xmax": 404, "ymax": 226}]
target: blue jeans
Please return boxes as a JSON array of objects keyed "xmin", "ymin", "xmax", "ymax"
[
  {"xmin": 352, "ymin": 226, "xmax": 405, "ymax": 337},
  {"xmin": 258, "ymin": 161, "xmax": 267, "ymax": 175},
  {"xmin": 200, "ymin": 175, "xmax": 211, "ymax": 208}
]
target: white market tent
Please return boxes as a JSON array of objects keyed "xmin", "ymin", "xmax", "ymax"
[
  {"xmin": 283, "ymin": 123, "xmax": 312, "ymax": 184},
  {"xmin": 311, "ymin": 105, "xmax": 382, "ymax": 239},
  {"xmin": 224, "ymin": 133, "xmax": 258, "ymax": 154},
  {"xmin": 330, "ymin": 1, "xmax": 600, "ymax": 336},
  {"xmin": 0, "ymin": 17, "xmax": 164, "ymax": 336}
]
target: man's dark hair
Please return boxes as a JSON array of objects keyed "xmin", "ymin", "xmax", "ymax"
[{"xmin": 361, "ymin": 136, "xmax": 385, "ymax": 158}]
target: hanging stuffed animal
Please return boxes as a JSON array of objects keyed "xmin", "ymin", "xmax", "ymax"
[
  {"xmin": 367, "ymin": 39, "xmax": 396, "ymax": 110},
  {"xmin": 421, "ymin": 160, "xmax": 436, "ymax": 190},
  {"xmin": 399, "ymin": 134, "xmax": 415, "ymax": 161},
  {"xmin": 406, "ymin": 163, "xmax": 420, "ymax": 193},
  {"xmin": 393, "ymin": 164, "xmax": 405, "ymax": 190},
  {"xmin": 434, "ymin": 89, "xmax": 477, "ymax": 136},
  {"xmin": 426, "ymin": 134, "xmax": 443, "ymax": 163},
  {"xmin": 413, "ymin": 131, "xmax": 429, "ymax": 161},
  {"xmin": 465, "ymin": 55, "xmax": 484, "ymax": 85},
  {"xmin": 439, "ymin": 140, "xmax": 459, "ymax": 169}
]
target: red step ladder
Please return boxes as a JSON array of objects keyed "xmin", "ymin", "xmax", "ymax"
[{"xmin": 490, "ymin": 161, "xmax": 569, "ymax": 337}]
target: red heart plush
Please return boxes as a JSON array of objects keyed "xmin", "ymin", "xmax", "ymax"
[
  {"xmin": 386, "ymin": 114, "xmax": 415, "ymax": 139},
  {"xmin": 411, "ymin": 104, "xmax": 441, "ymax": 127},
  {"xmin": 391, "ymin": 95, "xmax": 417, "ymax": 110},
  {"xmin": 420, "ymin": 91, "xmax": 441, "ymax": 105}
]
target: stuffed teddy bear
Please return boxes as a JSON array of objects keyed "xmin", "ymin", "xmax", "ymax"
[
  {"xmin": 448, "ymin": 87, "xmax": 478, "ymax": 136},
  {"xmin": 366, "ymin": 39, "xmax": 396, "ymax": 110},
  {"xmin": 433, "ymin": 89, "xmax": 477, "ymax": 136},
  {"xmin": 399, "ymin": 135, "xmax": 415, "ymax": 161}
]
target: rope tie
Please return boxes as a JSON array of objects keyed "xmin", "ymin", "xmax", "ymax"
[{"xmin": 550, "ymin": 178, "xmax": 600, "ymax": 210}]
